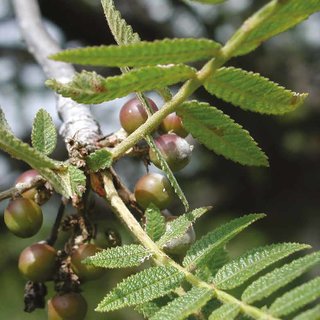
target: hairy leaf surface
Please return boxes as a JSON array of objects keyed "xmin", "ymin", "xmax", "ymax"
[
  {"xmin": 84, "ymin": 244, "xmax": 151, "ymax": 268},
  {"xmin": 209, "ymin": 303, "xmax": 240, "ymax": 320},
  {"xmin": 150, "ymin": 287, "xmax": 213, "ymax": 320},
  {"xmin": 292, "ymin": 304, "xmax": 320, "ymax": 320},
  {"xmin": 157, "ymin": 207, "xmax": 210, "ymax": 248},
  {"xmin": 46, "ymin": 65, "xmax": 195, "ymax": 104},
  {"xmin": 96, "ymin": 266, "xmax": 184, "ymax": 312},
  {"xmin": 214, "ymin": 243, "xmax": 309, "ymax": 290},
  {"xmin": 50, "ymin": 38, "xmax": 221, "ymax": 67},
  {"xmin": 177, "ymin": 101, "xmax": 268, "ymax": 167},
  {"xmin": 183, "ymin": 214, "xmax": 265, "ymax": 268},
  {"xmin": 269, "ymin": 277, "xmax": 320, "ymax": 317},
  {"xmin": 230, "ymin": 0, "xmax": 320, "ymax": 56},
  {"xmin": 31, "ymin": 109, "xmax": 57, "ymax": 155},
  {"xmin": 86, "ymin": 149, "xmax": 112, "ymax": 172},
  {"xmin": 0, "ymin": 107, "xmax": 12, "ymax": 133},
  {"xmin": 204, "ymin": 67, "xmax": 307, "ymax": 115},
  {"xmin": 242, "ymin": 251, "xmax": 320, "ymax": 303},
  {"xmin": 145, "ymin": 205, "xmax": 166, "ymax": 242}
]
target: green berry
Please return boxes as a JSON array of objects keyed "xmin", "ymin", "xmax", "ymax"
[
  {"xmin": 18, "ymin": 243, "xmax": 56, "ymax": 282},
  {"xmin": 71, "ymin": 243, "xmax": 106, "ymax": 281},
  {"xmin": 47, "ymin": 292, "xmax": 87, "ymax": 320},
  {"xmin": 134, "ymin": 173, "xmax": 175, "ymax": 210},
  {"xmin": 4, "ymin": 198, "xmax": 43, "ymax": 238}
]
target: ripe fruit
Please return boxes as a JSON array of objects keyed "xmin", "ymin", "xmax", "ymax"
[
  {"xmin": 161, "ymin": 113, "xmax": 188, "ymax": 138},
  {"xmin": 48, "ymin": 292, "xmax": 87, "ymax": 320},
  {"xmin": 149, "ymin": 133, "xmax": 192, "ymax": 172},
  {"xmin": 119, "ymin": 97, "xmax": 158, "ymax": 133},
  {"xmin": 18, "ymin": 243, "xmax": 56, "ymax": 282},
  {"xmin": 4, "ymin": 198, "xmax": 43, "ymax": 238},
  {"xmin": 15, "ymin": 169, "xmax": 39, "ymax": 200},
  {"xmin": 70, "ymin": 243, "xmax": 106, "ymax": 281},
  {"xmin": 134, "ymin": 173, "xmax": 175, "ymax": 210}
]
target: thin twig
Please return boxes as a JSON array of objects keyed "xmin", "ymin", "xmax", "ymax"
[
  {"xmin": 0, "ymin": 176, "xmax": 45, "ymax": 201},
  {"xmin": 12, "ymin": 0, "xmax": 101, "ymax": 150}
]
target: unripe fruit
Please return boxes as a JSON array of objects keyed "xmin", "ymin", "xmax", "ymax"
[
  {"xmin": 134, "ymin": 173, "xmax": 175, "ymax": 210},
  {"xmin": 15, "ymin": 169, "xmax": 39, "ymax": 200},
  {"xmin": 149, "ymin": 134, "xmax": 192, "ymax": 172},
  {"xmin": 48, "ymin": 292, "xmax": 87, "ymax": 320},
  {"xmin": 18, "ymin": 243, "xmax": 56, "ymax": 282},
  {"xmin": 119, "ymin": 97, "xmax": 158, "ymax": 133},
  {"xmin": 4, "ymin": 198, "xmax": 43, "ymax": 238},
  {"xmin": 71, "ymin": 243, "xmax": 106, "ymax": 281},
  {"xmin": 161, "ymin": 113, "xmax": 188, "ymax": 138}
]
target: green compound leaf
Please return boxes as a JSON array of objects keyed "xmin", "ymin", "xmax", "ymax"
[
  {"xmin": 86, "ymin": 149, "xmax": 112, "ymax": 172},
  {"xmin": 135, "ymin": 296, "xmax": 173, "ymax": 319},
  {"xmin": 230, "ymin": 0, "xmax": 320, "ymax": 56},
  {"xmin": 242, "ymin": 251, "xmax": 320, "ymax": 304},
  {"xmin": 183, "ymin": 214, "xmax": 265, "ymax": 269},
  {"xmin": 145, "ymin": 204, "xmax": 166, "ymax": 242},
  {"xmin": 83, "ymin": 244, "xmax": 151, "ymax": 269},
  {"xmin": 50, "ymin": 38, "xmax": 221, "ymax": 67},
  {"xmin": 157, "ymin": 207, "xmax": 211, "ymax": 248},
  {"xmin": 150, "ymin": 287, "xmax": 213, "ymax": 320},
  {"xmin": 146, "ymin": 135, "xmax": 189, "ymax": 211},
  {"xmin": 204, "ymin": 67, "xmax": 308, "ymax": 115},
  {"xmin": 101, "ymin": 0, "xmax": 140, "ymax": 45},
  {"xmin": 96, "ymin": 266, "xmax": 184, "ymax": 312},
  {"xmin": 31, "ymin": 109, "xmax": 57, "ymax": 155},
  {"xmin": 293, "ymin": 304, "xmax": 320, "ymax": 320},
  {"xmin": 269, "ymin": 276, "xmax": 320, "ymax": 317},
  {"xmin": 208, "ymin": 303, "xmax": 240, "ymax": 320},
  {"xmin": 46, "ymin": 65, "xmax": 196, "ymax": 104},
  {"xmin": 177, "ymin": 101, "xmax": 269, "ymax": 167},
  {"xmin": 0, "ymin": 107, "xmax": 13, "ymax": 133},
  {"xmin": 213, "ymin": 243, "xmax": 309, "ymax": 290}
]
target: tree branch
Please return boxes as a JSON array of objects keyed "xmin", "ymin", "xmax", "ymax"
[{"xmin": 12, "ymin": 0, "xmax": 102, "ymax": 151}]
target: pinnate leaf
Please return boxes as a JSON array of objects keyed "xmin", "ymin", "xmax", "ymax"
[
  {"xmin": 31, "ymin": 109, "xmax": 57, "ymax": 155},
  {"xmin": 293, "ymin": 304, "xmax": 320, "ymax": 320},
  {"xmin": 46, "ymin": 65, "xmax": 195, "ymax": 104},
  {"xmin": 96, "ymin": 266, "xmax": 184, "ymax": 312},
  {"xmin": 86, "ymin": 149, "xmax": 112, "ymax": 172},
  {"xmin": 145, "ymin": 205, "xmax": 166, "ymax": 242},
  {"xmin": 269, "ymin": 276, "xmax": 320, "ymax": 317},
  {"xmin": 50, "ymin": 38, "xmax": 221, "ymax": 67},
  {"xmin": 157, "ymin": 207, "xmax": 211, "ymax": 248},
  {"xmin": 204, "ymin": 67, "xmax": 308, "ymax": 115},
  {"xmin": 83, "ymin": 244, "xmax": 151, "ymax": 269},
  {"xmin": 0, "ymin": 107, "xmax": 12, "ymax": 133},
  {"xmin": 231, "ymin": 0, "xmax": 320, "ymax": 56},
  {"xmin": 177, "ymin": 101, "xmax": 269, "ymax": 167},
  {"xmin": 213, "ymin": 242, "xmax": 309, "ymax": 290},
  {"xmin": 242, "ymin": 251, "xmax": 320, "ymax": 303},
  {"xmin": 150, "ymin": 287, "xmax": 213, "ymax": 320},
  {"xmin": 209, "ymin": 303, "xmax": 240, "ymax": 320},
  {"xmin": 183, "ymin": 214, "xmax": 265, "ymax": 269}
]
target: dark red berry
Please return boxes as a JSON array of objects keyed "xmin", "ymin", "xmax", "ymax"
[
  {"xmin": 15, "ymin": 169, "xmax": 39, "ymax": 200},
  {"xmin": 47, "ymin": 292, "xmax": 87, "ymax": 320},
  {"xmin": 149, "ymin": 134, "xmax": 192, "ymax": 172},
  {"xmin": 71, "ymin": 243, "xmax": 106, "ymax": 281},
  {"xmin": 134, "ymin": 173, "xmax": 175, "ymax": 210},
  {"xmin": 119, "ymin": 97, "xmax": 158, "ymax": 133},
  {"xmin": 161, "ymin": 113, "xmax": 188, "ymax": 138},
  {"xmin": 4, "ymin": 198, "xmax": 43, "ymax": 238},
  {"xmin": 18, "ymin": 243, "xmax": 56, "ymax": 282}
]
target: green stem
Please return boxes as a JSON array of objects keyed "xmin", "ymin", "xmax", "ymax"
[{"xmin": 102, "ymin": 172, "xmax": 280, "ymax": 320}]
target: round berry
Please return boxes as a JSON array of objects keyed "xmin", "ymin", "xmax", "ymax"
[
  {"xmin": 16, "ymin": 169, "xmax": 39, "ymax": 200},
  {"xmin": 134, "ymin": 173, "xmax": 175, "ymax": 210},
  {"xmin": 161, "ymin": 113, "xmax": 188, "ymax": 138},
  {"xmin": 71, "ymin": 243, "xmax": 106, "ymax": 281},
  {"xmin": 119, "ymin": 97, "xmax": 158, "ymax": 133},
  {"xmin": 149, "ymin": 134, "xmax": 192, "ymax": 172},
  {"xmin": 4, "ymin": 198, "xmax": 43, "ymax": 238},
  {"xmin": 18, "ymin": 243, "xmax": 56, "ymax": 282},
  {"xmin": 48, "ymin": 292, "xmax": 87, "ymax": 320}
]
